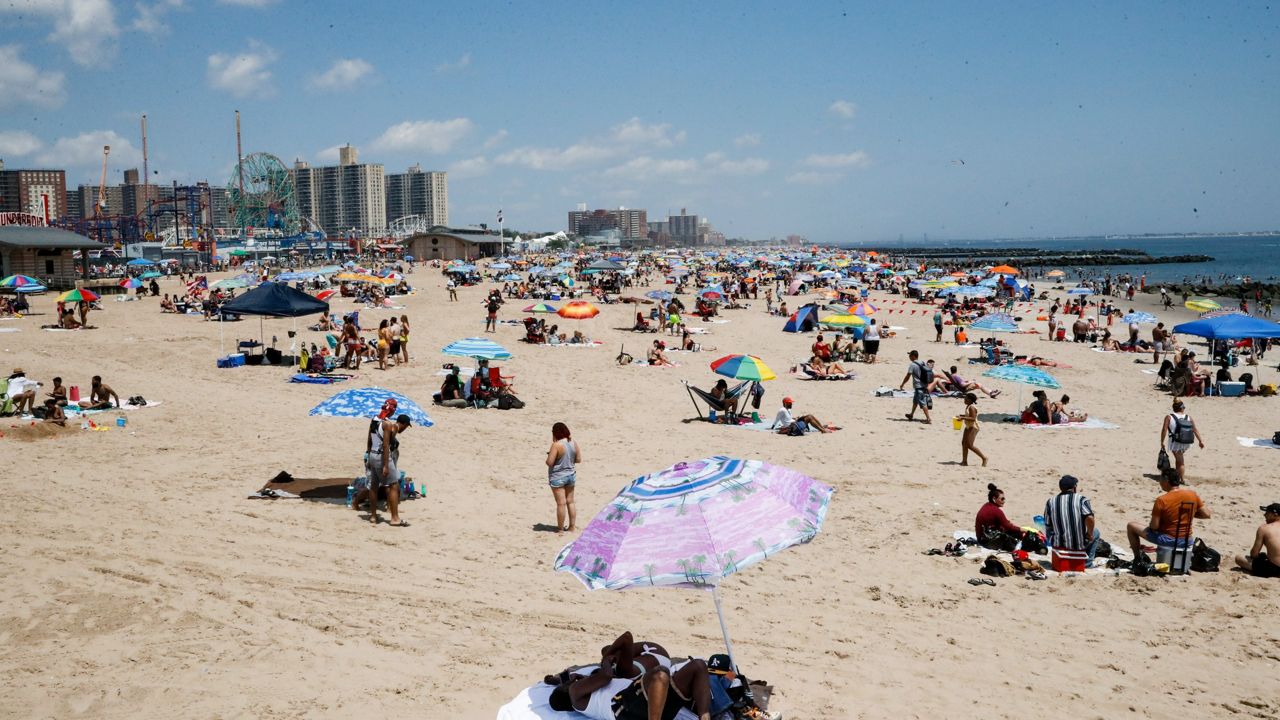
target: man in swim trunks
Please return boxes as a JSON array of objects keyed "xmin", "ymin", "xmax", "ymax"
[
  {"xmin": 83, "ymin": 375, "xmax": 119, "ymax": 410},
  {"xmin": 899, "ymin": 350, "xmax": 933, "ymax": 424},
  {"xmin": 548, "ymin": 633, "xmax": 714, "ymax": 720},
  {"xmin": 1235, "ymin": 503, "xmax": 1280, "ymax": 578}
]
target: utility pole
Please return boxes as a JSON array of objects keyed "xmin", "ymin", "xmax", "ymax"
[
  {"xmin": 141, "ymin": 114, "xmax": 149, "ymax": 226},
  {"xmin": 235, "ymin": 110, "xmax": 245, "ymax": 211}
]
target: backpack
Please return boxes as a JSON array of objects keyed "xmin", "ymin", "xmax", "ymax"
[
  {"xmin": 496, "ymin": 394, "xmax": 525, "ymax": 410},
  {"xmin": 1170, "ymin": 414, "xmax": 1195, "ymax": 445},
  {"xmin": 1190, "ymin": 538, "xmax": 1221, "ymax": 572}
]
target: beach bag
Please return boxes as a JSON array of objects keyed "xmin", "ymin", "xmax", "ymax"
[
  {"xmin": 980, "ymin": 527, "xmax": 1019, "ymax": 552},
  {"xmin": 1260, "ymin": 383, "xmax": 1277, "ymax": 396},
  {"xmin": 496, "ymin": 394, "xmax": 524, "ymax": 410},
  {"xmin": 1272, "ymin": 431, "xmax": 1280, "ymax": 446},
  {"xmin": 1157, "ymin": 448, "xmax": 1171, "ymax": 472},
  {"xmin": 1191, "ymin": 538, "xmax": 1221, "ymax": 572},
  {"xmin": 1170, "ymin": 415, "xmax": 1195, "ymax": 444},
  {"xmin": 1020, "ymin": 529, "xmax": 1047, "ymax": 555}
]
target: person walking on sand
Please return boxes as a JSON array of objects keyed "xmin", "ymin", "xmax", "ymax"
[
  {"xmin": 899, "ymin": 350, "xmax": 933, "ymax": 424},
  {"xmin": 958, "ymin": 392, "xmax": 987, "ymax": 466},
  {"xmin": 1159, "ymin": 399, "xmax": 1203, "ymax": 483},
  {"xmin": 546, "ymin": 422, "xmax": 580, "ymax": 534},
  {"xmin": 485, "ymin": 293, "xmax": 501, "ymax": 333},
  {"xmin": 447, "ymin": 276, "xmax": 458, "ymax": 302}
]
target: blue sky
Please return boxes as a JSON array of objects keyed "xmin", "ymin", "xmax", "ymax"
[{"xmin": 1, "ymin": 1, "xmax": 1277, "ymax": 242}]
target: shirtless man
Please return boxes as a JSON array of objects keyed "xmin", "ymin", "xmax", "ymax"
[
  {"xmin": 1236, "ymin": 503, "xmax": 1280, "ymax": 578},
  {"xmin": 547, "ymin": 632, "xmax": 713, "ymax": 720},
  {"xmin": 83, "ymin": 375, "xmax": 119, "ymax": 410}
]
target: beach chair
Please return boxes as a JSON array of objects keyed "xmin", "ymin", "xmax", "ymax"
[
  {"xmin": 489, "ymin": 366, "xmax": 514, "ymax": 392},
  {"xmin": 797, "ymin": 363, "xmax": 855, "ymax": 381},
  {"xmin": 683, "ymin": 379, "xmax": 751, "ymax": 421}
]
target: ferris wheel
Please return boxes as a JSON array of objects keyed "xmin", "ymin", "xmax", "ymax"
[{"xmin": 227, "ymin": 152, "xmax": 300, "ymax": 234}]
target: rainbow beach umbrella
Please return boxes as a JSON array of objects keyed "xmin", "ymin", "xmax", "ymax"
[
  {"xmin": 58, "ymin": 288, "xmax": 100, "ymax": 303},
  {"xmin": 848, "ymin": 301, "xmax": 878, "ymax": 316},
  {"xmin": 522, "ymin": 302, "xmax": 558, "ymax": 314},
  {"xmin": 1, "ymin": 274, "xmax": 42, "ymax": 289},
  {"xmin": 710, "ymin": 354, "xmax": 777, "ymax": 382},
  {"xmin": 119, "ymin": 277, "xmax": 144, "ymax": 289}
]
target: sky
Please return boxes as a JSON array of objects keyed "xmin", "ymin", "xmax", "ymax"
[{"xmin": 1, "ymin": 1, "xmax": 1277, "ymax": 243}]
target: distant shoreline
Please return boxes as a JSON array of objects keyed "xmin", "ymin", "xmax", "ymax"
[{"xmin": 839, "ymin": 231, "xmax": 1280, "ymax": 247}]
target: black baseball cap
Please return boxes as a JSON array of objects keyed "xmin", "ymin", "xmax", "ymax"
[
  {"xmin": 707, "ymin": 654, "xmax": 733, "ymax": 674},
  {"xmin": 1261, "ymin": 503, "xmax": 1280, "ymax": 514},
  {"xmin": 397, "ymin": 413, "xmax": 412, "ymax": 427}
]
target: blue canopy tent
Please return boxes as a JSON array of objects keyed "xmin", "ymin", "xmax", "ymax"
[
  {"xmin": 218, "ymin": 281, "xmax": 330, "ymax": 358},
  {"xmin": 782, "ymin": 303, "xmax": 821, "ymax": 333},
  {"xmin": 1173, "ymin": 314, "xmax": 1280, "ymax": 382}
]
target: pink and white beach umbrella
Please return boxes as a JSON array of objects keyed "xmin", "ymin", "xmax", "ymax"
[{"xmin": 554, "ymin": 456, "xmax": 834, "ymax": 668}]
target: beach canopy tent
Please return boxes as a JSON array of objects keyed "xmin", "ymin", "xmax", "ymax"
[
  {"xmin": 218, "ymin": 281, "xmax": 329, "ymax": 356},
  {"xmin": 782, "ymin": 303, "xmax": 821, "ymax": 333},
  {"xmin": 1172, "ymin": 314, "xmax": 1280, "ymax": 340},
  {"xmin": 584, "ymin": 259, "xmax": 625, "ymax": 271}
]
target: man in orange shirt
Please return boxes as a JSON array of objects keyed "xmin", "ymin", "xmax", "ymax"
[{"xmin": 1126, "ymin": 468, "xmax": 1211, "ymax": 561}]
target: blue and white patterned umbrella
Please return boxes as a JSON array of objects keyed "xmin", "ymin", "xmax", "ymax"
[
  {"xmin": 646, "ymin": 290, "xmax": 674, "ymax": 301},
  {"xmin": 940, "ymin": 285, "xmax": 995, "ymax": 298},
  {"xmin": 1066, "ymin": 286, "xmax": 1094, "ymax": 295},
  {"xmin": 308, "ymin": 387, "xmax": 434, "ymax": 427},
  {"xmin": 969, "ymin": 312, "xmax": 1019, "ymax": 333},
  {"xmin": 982, "ymin": 364, "xmax": 1061, "ymax": 389},
  {"xmin": 442, "ymin": 337, "xmax": 512, "ymax": 359},
  {"xmin": 1121, "ymin": 311, "xmax": 1159, "ymax": 324},
  {"xmin": 490, "ymin": 262, "xmax": 512, "ymax": 270}
]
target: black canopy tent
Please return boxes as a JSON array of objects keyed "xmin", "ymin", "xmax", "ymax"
[{"xmin": 218, "ymin": 282, "xmax": 329, "ymax": 359}]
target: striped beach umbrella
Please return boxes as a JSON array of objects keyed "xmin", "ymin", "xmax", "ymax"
[
  {"xmin": 57, "ymin": 288, "xmax": 100, "ymax": 303},
  {"xmin": 522, "ymin": 302, "xmax": 558, "ymax": 313},
  {"xmin": 315, "ymin": 289, "xmax": 337, "ymax": 301},
  {"xmin": 557, "ymin": 300, "xmax": 600, "ymax": 320},
  {"xmin": 983, "ymin": 364, "xmax": 1061, "ymax": 389},
  {"xmin": 969, "ymin": 313, "xmax": 1020, "ymax": 333},
  {"xmin": 709, "ymin": 354, "xmax": 777, "ymax": 382},
  {"xmin": 442, "ymin": 337, "xmax": 512, "ymax": 360},
  {"xmin": 0, "ymin": 274, "xmax": 42, "ymax": 289},
  {"xmin": 848, "ymin": 301, "xmax": 878, "ymax": 316},
  {"xmin": 818, "ymin": 313, "xmax": 867, "ymax": 329},
  {"xmin": 119, "ymin": 277, "xmax": 144, "ymax": 289}
]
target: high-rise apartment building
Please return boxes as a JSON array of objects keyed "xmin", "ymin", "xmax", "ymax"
[
  {"xmin": 291, "ymin": 148, "xmax": 386, "ymax": 236},
  {"xmin": 668, "ymin": 209, "xmax": 700, "ymax": 245},
  {"xmin": 568, "ymin": 207, "xmax": 647, "ymax": 238},
  {"xmin": 0, "ymin": 167, "xmax": 68, "ymax": 221},
  {"xmin": 71, "ymin": 185, "xmax": 124, "ymax": 219},
  {"xmin": 385, "ymin": 164, "xmax": 448, "ymax": 226}
]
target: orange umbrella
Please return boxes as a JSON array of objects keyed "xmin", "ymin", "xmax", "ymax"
[
  {"xmin": 557, "ymin": 300, "xmax": 600, "ymax": 319},
  {"xmin": 990, "ymin": 265, "xmax": 1019, "ymax": 275}
]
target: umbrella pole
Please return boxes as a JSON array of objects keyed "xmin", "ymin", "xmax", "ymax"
[{"xmin": 711, "ymin": 585, "xmax": 738, "ymax": 671}]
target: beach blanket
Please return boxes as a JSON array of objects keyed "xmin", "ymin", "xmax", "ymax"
[
  {"xmin": 1022, "ymin": 417, "xmax": 1118, "ymax": 430},
  {"xmin": 541, "ymin": 341, "xmax": 604, "ymax": 348},
  {"xmin": 65, "ymin": 400, "xmax": 163, "ymax": 417},
  {"xmin": 1237, "ymin": 437, "xmax": 1280, "ymax": 449},
  {"xmin": 684, "ymin": 327, "xmax": 710, "ymax": 334},
  {"xmin": 289, "ymin": 373, "xmax": 352, "ymax": 384},
  {"xmin": 950, "ymin": 531, "xmax": 1133, "ymax": 576},
  {"xmin": 701, "ymin": 319, "xmax": 731, "ymax": 324},
  {"xmin": 871, "ymin": 388, "xmax": 962, "ymax": 399},
  {"xmin": 631, "ymin": 359, "xmax": 680, "ymax": 367},
  {"xmin": 0, "ymin": 328, "xmax": 18, "ymax": 333}
]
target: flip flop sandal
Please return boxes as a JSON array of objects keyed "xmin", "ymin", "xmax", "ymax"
[
  {"xmin": 925, "ymin": 548, "xmax": 944, "ymax": 556},
  {"xmin": 968, "ymin": 577, "xmax": 996, "ymax": 586}
]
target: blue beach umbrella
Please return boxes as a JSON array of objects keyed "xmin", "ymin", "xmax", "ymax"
[
  {"xmin": 969, "ymin": 312, "xmax": 1019, "ymax": 333},
  {"xmin": 139, "ymin": 270, "xmax": 162, "ymax": 279},
  {"xmin": 646, "ymin": 290, "xmax": 674, "ymax": 301},
  {"xmin": 1066, "ymin": 286, "xmax": 1094, "ymax": 296},
  {"xmin": 308, "ymin": 386, "xmax": 434, "ymax": 427},
  {"xmin": 983, "ymin": 364, "xmax": 1061, "ymax": 389},
  {"xmin": 442, "ymin": 337, "xmax": 513, "ymax": 360},
  {"xmin": 1121, "ymin": 311, "xmax": 1158, "ymax": 324},
  {"xmin": 490, "ymin": 262, "xmax": 512, "ymax": 270},
  {"xmin": 127, "ymin": 258, "xmax": 156, "ymax": 266}
]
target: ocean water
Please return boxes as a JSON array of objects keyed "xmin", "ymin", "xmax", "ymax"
[{"xmin": 844, "ymin": 235, "xmax": 1280, "ymax": 285}]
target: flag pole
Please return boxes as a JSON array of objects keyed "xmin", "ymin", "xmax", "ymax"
[{"xmin": 498, "ymin": 209, "xmax": 504, "ymax": 259}]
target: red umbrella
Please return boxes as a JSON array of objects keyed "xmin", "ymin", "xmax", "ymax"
[
  {"xmin": 557, "ymin": 300, "xmax": 600, "ymax": 319},
  {"xmin": 315, "ymin": 289, "xmax": 337, "ymax": 301}
]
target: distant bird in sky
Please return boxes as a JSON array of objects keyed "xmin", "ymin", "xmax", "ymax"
[{"xmin": 951, "ymin": 159, "xmax": 965, "ymax": 165}]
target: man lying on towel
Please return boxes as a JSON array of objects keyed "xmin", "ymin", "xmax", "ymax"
[{"xmin": 546, "ymin": 630, "xmax": 713, "ymax": 720}]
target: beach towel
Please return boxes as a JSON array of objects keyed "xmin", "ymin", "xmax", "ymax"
[
  {"xmin": 0, "ymin": 328, "xmax": 18, "ymax": 333},
  {"xmin": 1237, "ymin": 437, "xmax": 1280, "ymax": 449},
  {"xmin": 289, "ymin": 373, "xmax": 351, "ymax": 384},
  {"xmin": 871, "ymin": 389, "xmax": 962, "ymax": 399},
  {"xmin": 497, "ymin": 683, "xmax": 587, "ymax": 720},
  {"xmin": 1022, "ymin": 417, "xmax": 1117, "ymax": 430},
  {"xmin": 60, "ymin": 400, "xmax": 163, "ymax": 418},
  {"xmin": 631, "ymin": 359, "xmax": 680, "ymax": 367},
  {"xmin": 541, "ymin": 341, "xmax": 603, "ymax": 348}
]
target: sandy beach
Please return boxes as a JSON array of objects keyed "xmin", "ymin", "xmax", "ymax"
[{"xmin": 3, "ymin": 269, "xmax": 1279, "ymax": 720}]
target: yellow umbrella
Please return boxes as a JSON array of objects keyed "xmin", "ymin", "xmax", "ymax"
[
  {"xmin": 1185, "ymin": 298, "xmax": 1221, "ymax": 313},
  {"xmin": 818, "ymin": 313, "xmax": 867, "ymax": 328}
]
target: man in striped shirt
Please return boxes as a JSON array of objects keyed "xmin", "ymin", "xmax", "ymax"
[{"xmin": 1044, "ymin": 475, "xmax": 1102, "ymax": 561}]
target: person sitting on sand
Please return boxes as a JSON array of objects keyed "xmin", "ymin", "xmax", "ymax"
[
  {"xmin": 976, "ymin": 483, "xmax": 1021, "ymax": 548},
  {"xmin": 41, "ymin": 398, "xmax": 66, "ymax": 426},
  {"xmin": 634, "ymin": 310, "xmax": 652, "ymax": 332},
  {"xmin": 438, "ymin": 367, "xmax": 468, "ymax": 408},
  {"xmin": 945, "ymin": 365, "xmax": 1001, "ymax": 398},
  {"xmin": 1051, "ymin": 394, "xmax": 1088, "ymax": 424},
  {"xmin": 808, "ymin": 355, "xmax": 848, "ymax": 378},
  {"xmin": 1098, "ymin": 329, "xmax": 1121, "ymax": 352},
  {"xmin": 771, "ymin": 396, "xmax": 832, "ymax": 435},
  {"xmin": 811, "ymin": 334, "xmax": 832, "ymax": 361},
  {"xmin": 571, "ymin": 330, "xmax": 589, "ymax": 345},
  {"xmin": 78, "ymin": 375, "xmax": 119, "ymax": 410},
  {"xmin": 1235, "ymin": 503, "xmax": 1280, "ymax": 578},
  {"xmin": 47, "ymin": 376, "xmax": 67, "ymax": 405},
  {"xmin": 1125, "ymin": 467, "xmax": 1210, "ymax": 563},
  {"xmin": 1023, "ymin": 389, "xmax": 1053, "ymax": 424},
  {"xmin": 160, "ymin": 294, "xmax": 177, "ymax": 313},
  {"xmin": 648, "ymin": 340, "xmax": 674, "ymax": 367}
]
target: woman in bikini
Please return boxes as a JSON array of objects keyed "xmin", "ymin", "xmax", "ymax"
[
  {"xmin": 398, "ymin": 314, "xmax": 410, "ymax": 365},
  {"xmin": 959, "ymin": 392, "xmax": 988, "ymax": 467},
  {"xmin": 340, "ymin": 316, "xmax": 361, "ymax": 369},
  {"xmin": 376, "ymin": 319, "xmax": 393, "ymax": 370}
]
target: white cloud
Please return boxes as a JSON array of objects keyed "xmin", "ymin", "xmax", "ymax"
[
  {"xmin": 217, "ymin": 0, "xmax": 277, "ymax": 6},
  {"xmin": 733, "ymin": 133, "xmax": 761, "ymax": 148},
  {"xmin": 308, "ymin": 58, "xmax": 373, "ymax": 91},
  {"xmin": 371, "ymin": 118, "xmax": 473, "ymax": 154},
  {"xmin": 435, "ymin": 52, "xmax": 471, "ymax": 74},
  {"xmin": 828, "ymin": 100, "xmax": 857, "ymax": 120},
  {"xmin": 706, "ymin": 153, "xmax": 769, "ymax": 176},
  {"xmin": 207, "ymin": 43, "xmax": 278, "ymax": 98},
  {"xmin": 0, "ymin": 131, "xmax": 44, "ymax": 156},
  {"xmin": 604, "ymin": 156, "xmax": 699, "ymax": 179},
  {"xmin": 0, "ymin": 45, "xmax": 67, "ymax": 109},
  {"xmin": 802, "ymin": 151, "xmax": 871, "ymax": 169},
  {"xmin": 0, "ymin": 0, "xmax": 120, "ymax": 66},
  {"xmin": 37, "ymin": 130, "xmax": 142, "ymax": 179},
  {"xmin": 448, "ymin": 155, "xmax": 490, "ymax": 178},
  {"xmin": 496, "ymin": 143, "xmax": 616, "ymax": 171},
  {"xmin": 315, "ymin": 145, "xmax": 343, "ymax": 163},
  {"xmin": 611, "ymin": 118, "xmax": 685, "ymax": 148},
  {"xmin": 132, "ymin": 0, "xmax": 184, "ymax": 34},
  {"xmin": 482, "ymin": 130, "xmax": 508, "ymax": 150},
  {"xmin": 786, "ymin": 171, "xmax": 842, "ymax": 185},
  {"xmin": 603, "ymin": 153, "xmax": 768, "ymax": 182}
]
